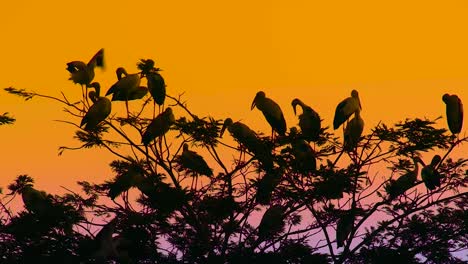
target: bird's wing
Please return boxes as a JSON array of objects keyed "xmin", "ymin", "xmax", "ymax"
[{"xmin": 66, "ymin": 61, "xmax": 87, "ymax": 73}]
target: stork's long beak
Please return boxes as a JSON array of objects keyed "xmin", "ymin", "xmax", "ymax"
[
  {"xmin": 220, "ymin": 122, "xmax": 227, "ymax": 137},
  {"xmin": 292, "ymin": 103, "xmax": 297, "ymax": 115},
  {"xmin": 250, "ymin": 100, "xmax": 256, "ymax": 110},
  {"xmin": 358, "ymin": 97, "xmax": 362, "ymax": 110}
]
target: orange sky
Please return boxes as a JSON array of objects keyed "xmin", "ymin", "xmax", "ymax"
[{"xmin": 1, "ymin": 1, "xmax": 468, "ymax": 198}]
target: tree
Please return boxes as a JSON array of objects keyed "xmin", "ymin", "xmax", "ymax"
[{"xmin": 0, "ymin": 54, "xmax": 467, "ymax": 264}]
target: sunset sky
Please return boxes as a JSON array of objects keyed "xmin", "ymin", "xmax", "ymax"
[{"xmin": 1, "ymin": 1, "xmax": 468, "ymax": 201}]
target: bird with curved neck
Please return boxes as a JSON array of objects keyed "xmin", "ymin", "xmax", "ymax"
[
  {"xmin": 106, "ymin": 67, "xmax": 142, "ymax": 117},
  {"xmin": 291, "ymin": 98, "xmax": 321, "ymax": 142},
  {"xmin": 442, "ymin": 93, "xmax": 463, "ymax": 135},
  {"xmin": 333, "ymin": 90, "xmax": 362, "ymax": 130},
  {"xmin": 80, "ymin": 82, "xmax": 112, "ymax": 131},
  {"xmin": 343, "ymin": 109, "xmax": 364, "ymax": 151},
  {"xmin": 251, "ymin": 91, "xmax": 286, "ymax": 139},
  {"xmin": 385, "ymin": 157, "xmax": 421, "ymax": 200}
]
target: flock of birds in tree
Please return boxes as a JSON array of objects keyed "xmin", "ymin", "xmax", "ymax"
[{"xmin": 10, "ymin": 49, "xmax": 465, "ymax": 256}]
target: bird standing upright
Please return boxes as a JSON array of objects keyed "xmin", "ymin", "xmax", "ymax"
[
  {"xmin": 147, "ymin": 71, "xmax": 166, "ymax": 114},
  {"xmin": 251, "ymin": 91, "xmax": 286, "ymax": 139},
  {"xmin": 442, "ymin": 94, "xmax": 463, "ymax": 135},
  {"xmin": 80, "ymin": 82, "xmax": 112, "ymax": 131},
  {"xmin": 291, "ymin": 98, "xmax": 321, "ymax": 142},
  {"xmin": 333, "ymin": 90, "xmax": 361, "ymax": 130},
  {"xmin": 142, "ymin": 107, "xmax": 175, "ymax": 145}
]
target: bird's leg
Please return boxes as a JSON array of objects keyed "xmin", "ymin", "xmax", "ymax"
[
  {"xmin": 152, "ymin": 101, "xmax": 156, "ymax": 119},
  {"xmin": 237, "ymin": 145, "xmax": 243, "ymax": 168},
  {"xmin": 125, "ymin": 100, "xmax": 130, "ymax": 118},
  {"xmin": 191, "ymin": 176, "xmax": 196, "ymax": 190},
  {"xmin": 80, "ymin": 85, "xmax": 87, "ymax": 112}
]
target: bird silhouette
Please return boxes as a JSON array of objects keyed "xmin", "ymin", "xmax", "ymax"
[
  {"xmin": 80, "ymin": 82, "xmax": 111, "ymax": 131},
  {"xmin": 251, "ymin": 91, "xmax": 286, "ymax": 138},
  {"xmin": 343, "ymin": 110, "xmax": 364, "ymax": 151},
  {"xmin": 141, "ymin": 107, "xmax": 175, "ymax": 145},
  {"xmin": 291, "ymin": 139, "xmax": 316, "ymax": 173},
  {"xmin": 66, "ymin": 48, "xmax": 104, "ymax": 87},
  {"xmin": 385, "ymin": 157, "xmax": 421, "ymax": 199},
  {"xmin": 221, "ymin": 118, "xmax": 273, "ymax": 169},
  {"xmin": 421, "ymin": 155, "xmax": 442, "ymax": 191},
  {"xmin": 442, "ymin": 94, "xmax": 463, "ymax": 135},
  {"xmin": 257, "ymin": 205, "xmax": 285, "ymax": 240},
  {"xmin": 106, "ymin": 67, "xmax": 143, "ymax": 116},
  {"xmin": 291, "ymin": 98, "xmax": 321, "ymax": 142},
  {"xmin": 333, "ymin": 90, "xmax": 361, "ymax": 130},
  {"xmin": 177, "ymin": 143, "xmax": 213, "ymax": 177}
]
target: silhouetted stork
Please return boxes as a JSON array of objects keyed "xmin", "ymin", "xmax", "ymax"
[
  {"xmin": 179, "ymin": 143, "xmax": 213, "ymax": 177},
  {"xmin": 141, "ymin": 107, "xmax": 175, "ymax": 145},
  {"xmin": 343, "ymin": 110, "xmax": 364, "ymax": 151},
  {"xmin": 106, "ymin": 67, "xmax": 142, "ymax": 116},
  {"xmin": 221, "ymin": 118, "xmax": 273, "ymax": 169},
  {"xmin": 385, "ymin": 157, "xmax": 421, "ymax": 199},
  {"xmin": 257, "ymin": 205, "xmax": 285, "ymax": 240},
  {"xmin": 333, "ymin": 90, "xmax": 361, "ymax": 130},
  {"xmin": 80, "ymin": 82, "xmax": 112, "ymax": 131},
  {"xmin": 251, "ymin": 91, "xmax": 286, "ymax": 138},
  {"xmin": 66, "ymin": 48, "xmax": 104, "ymax": 87},
  {"xmin": 442, "ymin": 94, "xmax": 463, "ymax": 135},
  {"xmin": 421, "ymin": 155, "xmax": 442, "ymax": 191},
  {"xmin": 291, "ymin": 98, "xmax": 321, "ymax": 142}
]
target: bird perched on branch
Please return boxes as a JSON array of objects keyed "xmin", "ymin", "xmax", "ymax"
[
  {"xmin": 251, "ymin": 91, "xmax": 286, "ymax": 138},
  {"xmin": 291, "ymin": 139, "xmax": 316, "ymax": 174},
  {"xmin": 80, "ymin": 82, "xmax": 111, "ymax": 131},
  {"xmin": 421, "ymin": 155, "xmax": 442, "ymax": 191},
  {"xmin": 343, "ymin": 110, "xmax": 364, "ymax": 151},
  {"xmin": 442, "ymin": 94, "xmax": 463, "ymax": 135},
  {"xmin": 385, "ymin": 157, "xmax": 421, "ymax": 199},
  {"xmin": 221, "ymin": 118, "xmax": 273, "ymax": 169},
  {"xmin": 142, "ymin": 107, "xmax": 175, "ymax": 145},
  {"xmin": 291, "ymin": 98, "xmax": 321, "ymax": 142},
  {"xmin": 333, "ymin": 90, "xmax": 361, "ymax": 130},
  {"xmin": 257, "ymin": 205, "xmax": 285, "ymax": 240},
  {"xmin": 106, "ymin": 67, "xmax": 143, "ymax": 116},
  {"xmin": 255, "ymin": 169, "xmax": 282, "ymax": 205},
  {"xmin": 336, "ymin": 208, "xmax": 364, "ymax": 248},
  {"xmin": 20, "ymin": 185, "xmax": 51, "ymax": 215},
  {"xmin": 177, "ymin": 143, "xmax": 213, "ymax": 177}
]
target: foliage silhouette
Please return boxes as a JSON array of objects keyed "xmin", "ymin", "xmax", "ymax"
[
  {"xmin": 0, "ymin": 112, "xmax": 15, "ymax": 126},
  {"xmin": 1, "ymin": 52, "xmax": 467, "ymax": 263}
]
